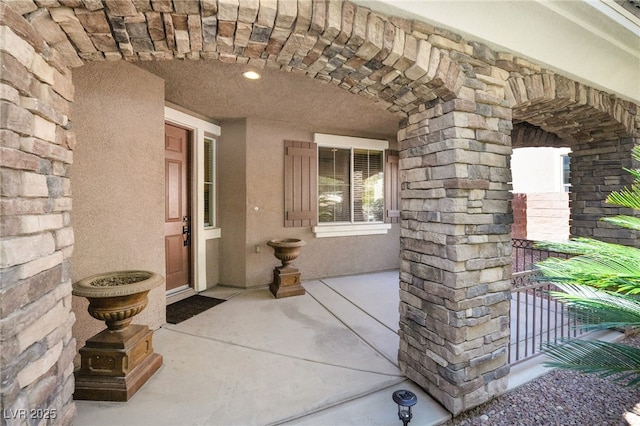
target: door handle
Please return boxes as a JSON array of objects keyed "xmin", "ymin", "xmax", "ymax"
[{"xmin": 182, "ymin": 223, "xmax": 191, "ymax": 246}]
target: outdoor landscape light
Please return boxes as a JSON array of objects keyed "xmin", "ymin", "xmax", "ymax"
[
  {"xmin": 242, "ymin": 70, "xmax": 261, "ymax": 80},
  {"xmin": 392, "ymin": 389, "xmax": 417, "ymax": 426}
]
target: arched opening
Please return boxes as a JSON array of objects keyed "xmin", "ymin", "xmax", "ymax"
[
  {"xmin": 16, "ymin": 0, "xmax": 470, "ymax": 420},
  {"xmin": 509, "ymin": 73, "xmax": 639, "ymax": 247},
  {"xmin": 507, "ymin": 74, "xmax": 639, "ymax": 365},
  {"xmin": 68, "ymin": 56, "xmax": 406, "ymax": 350},
  {"xmin": 511, "ymin": 123, "xmax": 571, "ymax": 242}
]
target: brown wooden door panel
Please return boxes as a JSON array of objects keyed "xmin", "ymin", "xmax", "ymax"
[
  {"xmin": 165, "ymin": 159, "xmax": 183, "ymax": 221},
  {"xmin": 164, "ymin": 123, "xmax": 191, "ymax": 292},
  {"xmin": 165, "ymin": 235, "xmax": 186, "ymax": 274}
]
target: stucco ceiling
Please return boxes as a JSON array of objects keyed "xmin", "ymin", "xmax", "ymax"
[{"xmin": 135, "ymin": 60, "xmax": 400, "ymax": 141}]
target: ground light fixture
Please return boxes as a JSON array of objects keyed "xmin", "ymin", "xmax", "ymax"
[
  {"xmin": 392, "ymin": 389, "xmax": 417, "ymax": 426},
  {"xmin": 242, "ymin": 70, "xmax": 261, "ymax": 80}
]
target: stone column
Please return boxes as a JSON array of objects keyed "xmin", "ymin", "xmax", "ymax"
[
  {"xmin": 570, "ymin": 137, "xmax": 640, "ymax": 247},
  {"xmin": 0, "ymin": 4, "xmax": 76, "ymax": 424},
  {"xmin": 397, "ymin": 80, "xmax": 513, "ymax": 414}
]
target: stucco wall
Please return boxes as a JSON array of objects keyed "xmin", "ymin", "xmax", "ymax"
[
  {"xmin": 70, "ymin": 61, "xmax": 166, "ymax": 354},
  {"xmin": 218, "ymin": 119, "xmax": 248, "ymax": 287},
  {"xmin": 221, "ymin": 117, "xmax": 401, "ymax": 288},
  {"xmin": 206, "ymin": 238, "xmax": 220, "ymax": 286},
  {"xmin": 511, "ymin": 147, "xmax": 571, "ymax": 193}
]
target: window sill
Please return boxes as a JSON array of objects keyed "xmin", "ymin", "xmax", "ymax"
[
  {"xmin": 312, "ymin": 223, "xmax": 392, "ymax": 238},
  {"xmin": 203, "ymin": 227, "xmax": 221, "ymax": 239}
]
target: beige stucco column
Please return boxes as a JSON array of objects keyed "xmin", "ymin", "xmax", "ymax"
[{"xmin": 397, "ymin": 80, "xmax": 513, "ymax": 414}]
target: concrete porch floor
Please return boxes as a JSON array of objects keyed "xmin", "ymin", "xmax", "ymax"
[
  {"xmin": 75, "ymin": 270, "xmax": 582, "ymax": 425},
  {"xmin": 74, "ymin": 270, "xmax": 451, "ymax": 425},
  {"xmin": 75, "ymin": 271, "xmax": 621, "ymax": 426}
]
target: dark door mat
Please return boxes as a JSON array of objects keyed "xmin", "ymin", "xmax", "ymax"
[{"xmin": 166, "ymin": 295, "xmax": 225, "ymax": 324}]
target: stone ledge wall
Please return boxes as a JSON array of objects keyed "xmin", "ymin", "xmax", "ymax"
[
  {"xmin": 571, "ymin": 137, "xmax": 640, "ymax": 247},
  {"xmin": 1, "ymin": 3, "xmax": 76, "ymax": 424},
  {"xmin": 397, "ymin": 74, "xmax": 513, "ymax": 413}
]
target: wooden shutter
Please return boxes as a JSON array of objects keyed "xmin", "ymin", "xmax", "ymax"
[
  {"xmin": 385, "ymin": 150, "xmax": 400, "ymax": 223},
  {"xmin": 284, "ymin": 140, "xmax": 317, "ymax": 227}
]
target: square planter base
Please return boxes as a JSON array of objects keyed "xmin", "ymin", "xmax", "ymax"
[
  {"xmin": 270, "ymin": 266, "xmax": 305, "ymax": 298},
  {"xmin": 74, "ymin": 324, "xmax": 163, "ymax": 401}
]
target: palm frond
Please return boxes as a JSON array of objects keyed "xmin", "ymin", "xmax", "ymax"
[
  {"xmin": 537, "ymin": 145, "xmax": 640, "ymax": 386},
  {"xmin": 607, "ymin": 185, "xmax": 640, "ymax": 210},
  {"xmin": 536, "ymin": 249, "xmax": 640, "ymax": 294},
  {"xmin": 535, "ymin": 237, "xmax": 639, "ymax": 257},
  {"xmin": 601, "ymin": 215, "xmax": 640, "ymax": 231},
  {"xmin": 605, "ymin": 146, "xmax": 640, "ymax": 210},
  {"xmin": 548, "ymin": 284, "xmax": 640, "ymax": 329},
  {"xmin": 534, "ymin": 237, "xmax": 640, "ymax": 294},
  {"xmin": 543, "ymin": 339, "xmax": 640, "ymax": 386}
]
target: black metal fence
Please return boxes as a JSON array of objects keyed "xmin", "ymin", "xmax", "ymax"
[
  {"xmin": 509, "ymin": 239, "xmax": 584, "ymax": 364},
  {"xmin": 511, "ymin": 238, "xmax": 570, "ymax": 273}
]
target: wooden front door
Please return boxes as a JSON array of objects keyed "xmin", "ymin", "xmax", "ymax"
[{"xmin": 164, "ymin": 123, "xmax": 191, "ymax": 292}]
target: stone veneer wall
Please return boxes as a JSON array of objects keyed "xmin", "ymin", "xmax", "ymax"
[
  {"xmin": 571, "ymin": 137, "xmax": 640, "ymax": 247},
  {"xmin": 1, "ymin": 0, "xmax": 639, "ymax": 421},
  {"xmin": 397, "ymin": 71, "xmax": 514, "ymax": 412},
  {"xmin": 1, "ymin": 3, "xmax": 76, "ymax": 424}
]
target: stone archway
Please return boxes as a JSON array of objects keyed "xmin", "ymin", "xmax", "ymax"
[
  {"xmin": 508, "ymin": 72, "xmax": 640, "ymax": 246},
  {"xmin": 29, "ymin": 0, "xmax": 465, "ymax": 117},
  {"xmin": 2, "ymin": 1, "xmax": 639, "ymax": 422},
  {"xmin": 508, "ymin": 73, "xmax": 634, "ymax": 142}
]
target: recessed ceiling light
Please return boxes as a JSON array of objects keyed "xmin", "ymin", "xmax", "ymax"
[{"xmin": 242, "ymin": 70, "xmax": 261, "ymax": 80}]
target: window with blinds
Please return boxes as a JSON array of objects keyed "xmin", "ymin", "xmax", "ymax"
[
  {"xmin": 318, "ymin": 147, "xmax": 384, "ymax": 223},
  {"xmin": 354, "ymin": 149, "xmax": 384, "ymax": 222},
  {"xmin": 318, "ymin": 147, "xmax": 351, "ymax": 222}
]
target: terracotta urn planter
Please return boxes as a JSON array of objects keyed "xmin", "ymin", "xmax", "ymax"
[
  {"xmin": 267, "ymin": 239, "xmax": 306, "ymax": 298},
  {"xmin": 72, "ymin": 270, "xmax": 164, "ymax": 402},
  {"xmin": 267, "ymin": 238, "xmax": 306, "ymax": 267},
  {"xmin": 73, "ymin": 270, "xmax": 163, "ymax": 331}
]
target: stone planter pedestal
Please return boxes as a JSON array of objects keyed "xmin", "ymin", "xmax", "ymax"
[
  {"xmin": 72, "ymin": 270, "xmax": 164, "ymax": 401},
  {"xmin": 267, "ymin": 239, "xmax": 306, "ymax": 298}
]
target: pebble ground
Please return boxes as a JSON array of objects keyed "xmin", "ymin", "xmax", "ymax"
[{"xmin": 445, "ymin": 335, "xmax": 640, "ymax": 426}]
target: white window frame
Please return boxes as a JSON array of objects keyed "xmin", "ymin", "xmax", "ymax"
[
  {"xmin": 164, "ymin": 106, "xmax": 221, "ymax": 292},
  {"xmin": 203, "ymin": 135, "xmax": 217, "ymax": 228},
  {"xmin": 312, "ymin": 133, "xmax": 392, "ymax": 238},
  {"xmin": 561, "ymin": 153, "xmax": 571, "ymax": 193}
]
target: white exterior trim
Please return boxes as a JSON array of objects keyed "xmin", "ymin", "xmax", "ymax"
[
  {"xmin": 164, "ymin": 106, "xmax": 221, "ymax": 292},
  {"xmin": 314, "ymin": 133, "xmax": 389, "ymax": 150},
  {"xmin": 313, "ymin": 223, "xmax": 392, "ymax": 238}
]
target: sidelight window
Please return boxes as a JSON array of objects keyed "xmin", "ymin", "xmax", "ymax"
[{"xmin": 204, "ymin": 136, "xmax": 215, "ymax": 228}]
